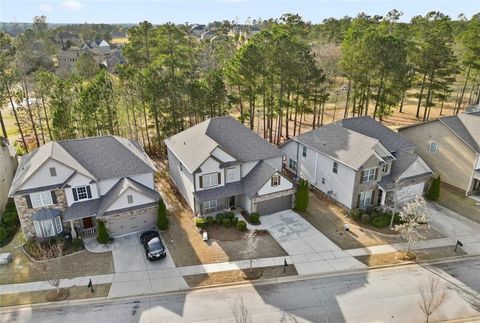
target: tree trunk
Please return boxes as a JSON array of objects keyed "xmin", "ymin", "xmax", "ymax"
[
  {"xmin": 35, "ymin": 100, "xmax": 46, "ymax": 144},
  {"xmin": 455, "ymin": 66, "xmax": 471, "ymax": 115},
  {"xmin": 3, "ymin": 78, "xmax": 28, "ymax": 152},
  {"xmin": 416, "ymin": 72, "xmax": 427, "ymax": 118},
  {"xmin": 0, "ymin": 109, "xmax": 7, "ymax": 138},
  {"xmin": 399, "ymin": 91, "xmax": 405, "ymax": 113},
  {"xmin": 23, "ymin": 78, "xmax": 40, "ymax": 147},
  {"xmin": 40, "ymin": 95, "xmax": 52, "ymax": 140},
  {"xmin": 344, "ymin": 79, "xmax": 352, "ymax": 119}
]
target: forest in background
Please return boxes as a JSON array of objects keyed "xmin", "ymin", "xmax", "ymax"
[{"xmin": 0, "ymin": 11, "xmax": 479, "ymax": 155}]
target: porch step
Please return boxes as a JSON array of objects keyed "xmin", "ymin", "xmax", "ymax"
[{"xmin": 82, "ymin": 227, "xmax": 96, "ymax": 236}]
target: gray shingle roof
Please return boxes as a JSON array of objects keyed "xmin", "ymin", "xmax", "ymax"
[
  {"xmin": 63, "ymin": 198, "xmax": 102, "ymax": 221},
  {"xmin": 194, "ymin": 181, "xmax": 244, "ymax": 203},
  {"xmin": 338, "ymin": 116, "xmax": 414, "ymax": 153},
  {"xmin": 31, "ymin": 208, "xmax": 62, "ymax": 221},
  {"xmin": 440, "ymin": 112, "xmax": 480, "ymax": 153},
  {"xmin": 165, "ymin": 116, "xmax": 284, "ymax": 173}
]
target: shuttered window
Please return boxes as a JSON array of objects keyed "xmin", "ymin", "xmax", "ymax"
[
  {"xmin": 201, "ymin": 173, "xmax": 220, "ymax": 188},
  {"xmin": 73, "ymin": 185, "xmax": 92, "ymax": 201},
  {"xmin": 29, "ymin": 191, "xmax": 54, "ymax": 208},
  {"xmin": 361, "ymin": 168, "xmax": 377, "ymax": 183}
]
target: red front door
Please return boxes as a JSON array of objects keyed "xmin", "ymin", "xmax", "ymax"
[{"xmin": 82, "ymin": 217, "xmax": 94, "ymax": 229}]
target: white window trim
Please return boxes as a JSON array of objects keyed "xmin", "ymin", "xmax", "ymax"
[
  {"xmin": 75, "ymin": 186, "xmax": 89, "ymax": 200},
  {"xmin": 41, "ymin": 219, "xmax": 56, "ymax": 237},
  {"xmin": 226, "ymin": 167, "xmax": 236, "ymax": 182},
  {"xmin": 202, "ymin": 200, "xmax": 217, "ymax": 212},
  {"xmin": 127, "ymin": 194, "xmax": 134, "ymax": 204},
  {"xmin": 360, "ymin": 191, "xmax": 373, "ymax": 208},
  {"xmin": 54, "ymin": 217, "xmax": 63, "ymax": 233},
  {"xmin": 302, "ymin": 146, "xmax": 307, "ymax": 157},
  {"xmin": 271, "ymin": 175, "xmax": 281, "ymax": 187},
  {"xmin": 382, "ymin": 163, "xmax": 389, "ymax": 174},
  {"xmin": 202, "ymin": 173, "xmax": 219, "ymax": 188},
  {"xmin": 428, "ymin": 142, "xmax": 439, "ymax": 154},
  {"xmin": 362, "ymin": 168, "xmax": 376, "ymax": 183},
  {"xmin": 333, "ymin": 161, "xmax": 338, "ymax": 174},
  {"xmin": 30, "ymin": 191, "xmax": 53, "ymax": 208},
  {"xmin": 289, "ymin": 159, "xmax": 297, "ymax": 171}
]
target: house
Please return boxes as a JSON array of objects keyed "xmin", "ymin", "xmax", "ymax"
[
  {"xmin": 190, "ymin": 24, "xmax": 207, "ymax": 37},
  {"xmin": 9, "ymin": 136, "xmax": 160, "ymax": 240},
  {"xmin": 105, "ymin": 49, "xmax": 126, "ymax": 72},
  {"xmin": 281, "ymin": 116, "xmax": 433, "ymax": 209},
  {"xmin": 200, "ymin": 30, "xmax": 217, "ymax": 41},
  {"xmin": 399, "ymin": 112, "xmax": 480, "ymax": 200},
  {"xmin": 0, "ymin": 137, "xmax": 17, "ymax": 216},
  {"xmin": 165, "ymin": 116, "xmax": 295, "ymax": 216},
  {"xmin": 53, "ymin": 31, "xmax": 82, "ymax": 48},
  {"xmin": 110, "ymin": 31, "xmax": 128, "ymax": 45}
]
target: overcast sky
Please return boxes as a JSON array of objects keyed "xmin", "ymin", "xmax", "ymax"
[{"xmin": 1, "ymin": 0, "xmax": 478, "ymax": 24}]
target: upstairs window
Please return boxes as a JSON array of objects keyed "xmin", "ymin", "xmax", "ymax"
[
  {"xmin": 127, "ymin": 195, "xmax": 133, "ymax": 204},
  {"xmin": 382, "ymin": 163, "xmax": 389, "ymax": 174},
  {"xmin": 271, "ymin": 175, "xmax": 281, "ymax": 187},
  {"xmin": 333, "ymin": 161, "xmax": 338, "ymax": 174},
  {"xmin": 29, "ymin": 191, "xmax": 54, "ymax": 208},
  {"xmin": 302, "ymin": 146, "xmax": 307, "ymax": 157},
  {"xmin": 201, "ymin": 173, "xmax": 220, "ymax": 188},
  {"xmin": 73, "ymin": 185, "xmax": 92, "ymax": 201},
  {"xmin": 428, "ymin": 142, "xmax": 439, "ymax": 154},
  {"xmin": 289, "ymin": 159, "xmax": 297, "ymax": 171},
  {"xmin": 227, "ymin": 167, "xmax": 236, "ymax": 182},
  {"xmin": 361, "ymin": 168, "xmax": 377, "ymax": 183}
]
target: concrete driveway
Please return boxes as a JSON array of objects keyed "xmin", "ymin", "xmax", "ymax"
[
  {"xmin": 109, "ymin": 233, "xmax": 188, "ymax": 298},
  {"xmin": 261, "ymin": 210, "xmax": 366, "ymax": 275}
]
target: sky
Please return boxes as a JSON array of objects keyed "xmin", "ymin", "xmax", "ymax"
[{"xmin": 0, "ymin": 0, "xmax": 478, "ymax": 24}]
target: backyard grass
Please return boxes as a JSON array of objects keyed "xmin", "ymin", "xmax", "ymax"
[
  {"xmin": 183, "ymin": 265, "xmax": 298, "ymax": 288},
  {"xmin": 0, "ymin": 231, "xmax": 115, "ymax": 284},
  {"xmin": 0, "ymin": 283, "xmax": 111, "ymax": 307},
  {"xmin": 438, "ymin": 184, "xmax": 480, "ymax": 224},
  {"xmin": 154, "ymin": 159, "xmax": 287, "ymax": 267},
  {"xmin": 356, "ymin": 246, "xmax": 466, "ymax": 267},
  {"xmin": 302, "ymin": 190, "xmax": 444, "ymax": 250}
]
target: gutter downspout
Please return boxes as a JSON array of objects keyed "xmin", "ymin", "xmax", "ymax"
[{"xmin": 314, "ymin": 151, "xmax": 319, "ymax": 185}]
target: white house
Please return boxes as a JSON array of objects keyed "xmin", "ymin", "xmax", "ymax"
[
  {"xmin": 0, "ymin": 137, "xmax": 17, "ymax": 216},
  {"xmin": 165, "ymin": 116, "xmax": 295, "ymax": 216},
  {"xmin": 281, "ymin": 117, "xmax": 433, "ymax": 209},
  {"xmin": 9, "ymin": 136, "xmax": 160, "ymax": 239}
]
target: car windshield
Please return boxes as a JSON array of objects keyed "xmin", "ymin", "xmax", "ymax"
[{"xmin": 147, "ymin": 237, "xmax": 163, "ymax": 252}]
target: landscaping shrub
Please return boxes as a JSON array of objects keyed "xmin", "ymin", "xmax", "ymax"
[
  {"xmin": 157, "ymin": 199, "xmax": 169, "ymax": 230},
  {"xmin": 236, "ymin": 220, "xmax": 247, "ymax": 231},
  {"xmin": 96, "ymin": 221, "xmax": 110, "ymax": 244},
  {"xmin": 231, "ymin": 217, "xmax": 239, "ymax": 226},
  {"xmin": 295, "ymin": 179, "xmax": 309, "ymax": 212},
  {"xmin": 71, "ymin": 238, "xmax": 84, "ymax": 251},
  {"xmin": 222, "ymin": 218, "xmax": 231, "ymax": 227},
  {"xmin": 215, "ymin": 213, "xmax": 224, "ymax": 225},
  {"xmin": 0, "ymin": 227, "xmax": 7, "ymax": 244},
  {"xmin": 195, "ymin": 218, "xmax": 207, "ymax": 229},
  {"xmin": 206, "ymin": 216, "xmax": 214, "ymax": 225},
  {"xmin": 225, "ymin": 212, "xmax": 235, "ymax": 220},
  {"xmin": 250, "ymin": 213, "xmax": 260, "ymax": 224},
  {"xmin": 350, "ymin": 209, "xmax": 361, "ymax": 221},
  {"xmin": 426, "ymin": 176, "xmax": 441, "ymax": 201},
  {"xmin": 393, "ymin": 212, "xmax": 403, "ymax": 224},
  {"xmin": 371, "ymin": 215, "xmax": 390, "ymax": 228},
  {"xmin": 361, "ymin": 213, "xmax": 370, "ymax": 224}
]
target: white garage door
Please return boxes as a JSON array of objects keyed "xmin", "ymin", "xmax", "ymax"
[
  {"xmin": 398, "ymin": 182, "xmax": 425, "ymax": 203},
  {"xmin": 106, "ymin": 207, "xmax": 157, "ymax": 237}
]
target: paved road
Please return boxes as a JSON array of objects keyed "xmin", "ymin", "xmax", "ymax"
[{"xmin": 2, "ymin": 258, "xmax": 479, "ymax": 323}]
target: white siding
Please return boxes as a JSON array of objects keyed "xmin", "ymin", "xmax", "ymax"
[
  {"xmin": 195, "ymin": 157, "xmax": 224, "ymax": 191},
  {"xmin": 475, "ymin": 154, "xmax": 480, "ymax": 170},
  {"xmin": 281, "ymin": 141, "xmax": 299, "ymax": 173},
  {"xmin": 297, "ymin": 145, "xmax": 318, "ymax": 185},
  {"xmin": 238, "ymin": 194, "xmax": 252, "ymax": 213},
  {"xmin": 241, "ymin": 161, "xmax": 258, "ymax": 178},
  {"xmin": 129, "ymin": 172, "xmax": 155, "ymax": 189},
  {"xmin": 20, "ymin": 159, "xmax": 74, "ymax": 190},
  {"xmin": 167, "ymin": 148, "xmax": 195, "ymax": 209},
  {"xmin": 65, "ymin": 173, "xmax": 99, "ymax": 206},
  {"xmin": 399, "ymin": 159, "xmax": 431, "ymax": 180},
  {"xmin": 105, "ymin": 187, "xmax": 156, "ymax": 212},
  {"xmin": 211, "ymin": 147, "xmax": 236, "ymax": 163},
  {"xmin": 257, "ymin": 173, "xmax": 293, "ymax": 196}
]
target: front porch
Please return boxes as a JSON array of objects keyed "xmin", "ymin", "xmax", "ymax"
[{"xmin": 63, "ymin": 199, "xmax": 101, "ymax": 238}]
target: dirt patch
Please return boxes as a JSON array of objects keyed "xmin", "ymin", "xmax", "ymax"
[
  {"xmin": 356, "ymin": 246, "xmax": 466, "ymax": 267},
  {"xmin": 0, "ymin": 283, "xmax": 111, "ymax": 307},
  {"xmin": 45, "ymin": 288, "xmax": 70, "ymax": 302},
  {"xmin": 438, "ymin": 183, "xmax": 480, "ymax": 224},
  {"xmin": 155, "ymin": 160, "xmax": 288, "ymax": 267},
  {"xmin": 303, "ymin": 190, "xmax": 444, "ymax": 250},
  {"xmin": 184, "ymin": 265, "xmax": 298, "ymax": 288}
]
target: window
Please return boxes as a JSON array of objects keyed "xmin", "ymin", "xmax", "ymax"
[
  {"xmin": 321, "ymin": 177, "xmax": 326, "ymax": 184},
  {"xmin": 227, "ymin": 167, "xmax": 236, "ymax": 182},
  {"xmin": 289, "ymin": 159, "xmax": 297, "ymax": 171},
  {"xmin": 41, "ymin": 220, "xmax": 55, "ymax": 237},
  {"xmin": 428, "ymin": 142, "xmax": 439, "ymax": 154},
  {"xmin": 34, "ymin": 218, "xmax": 63, "ymax": 238},
  {"xmin": 202, "ymin": 200, "xmax": 217, "ymax": 211},
  {"xmin": 333, "ymin": 161, "xmax": 338, "ymax": 174},
  {"xmin": 54, "ymin": 217, "xmax": 63, "ymax": 233},
  {"xmin": 302, "ymin": 146, "xmax": 307, "ymax": 157},
  {"xmin": 179, "ymin": 163, "xmax": 183, "ymax": 172},
  {"xmin": 271, "ymin": 175, "xmax": 281, "ymax": 187},
  {"xmin": 382, "ymin": 163, "xmax": 389, "ymax": 174},
  {"xmin": 201, "ymin": 173, "xmax": 219, "ymax": 188},
  {"xmin": 127, "ymin": 195, "xmax": 133, "ymax": 204},
  {"xmin": 49, "ymin": 167, "xmax": 57, "ymax": 177},
  {"xmin": 73, "ymin": 185, "xmax": 91, "ymax": 201},
  {"xmin": 34, "ymin": 221, "xmax": 42, "ymax": 237},
  {"xmin": 30, "ymin": 191, "xmax": 53, "ymax": 208},
  {"xmin": 361, "ymin": 168, "xmax": 377, "ymax": 183},
  {"xmin": 359, "ymin": 191, "xmax": 373, "ymax": 208}
]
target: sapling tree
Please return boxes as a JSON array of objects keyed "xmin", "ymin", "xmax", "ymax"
[
  {"xmin": 393, "ymin": 196, "xmax": 430, "ymax": 255},
  {"xmin": 418, "ymin": 276, "xmax": 447, "ymax": 323},
  {"xmin": 230, "ymin": 296, "xmax": 252, "ymax": 323},
  {"xmin": 242, "ymin": 230, "xmax": 258, "ymax": 271},
  {"xmin": 39, "ymin": 239, "xmax": 65, "ymax": 295}
]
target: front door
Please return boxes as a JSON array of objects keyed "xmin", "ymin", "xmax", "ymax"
[
  {"xmin": 228, "ymin": 196, "xmax": 235, "ymax": 208},
  {"xmin": 82, "ymin": 217, "xmax": 94, "ymax": 229}
]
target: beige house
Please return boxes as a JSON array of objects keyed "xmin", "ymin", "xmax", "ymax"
[
  {"xmin": 0, "ymin": 137, "xmax": 17, "ymax": 216},
  {"xmin": 399, "ymin": 112, "xmax": 480, "ymax": 200}
]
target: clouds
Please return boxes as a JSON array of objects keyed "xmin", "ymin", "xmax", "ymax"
[{"xmin": 61, "ymin": 0, "xmax": 84, "ymax": 11}]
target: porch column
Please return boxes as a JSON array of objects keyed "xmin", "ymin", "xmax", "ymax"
[
  {"xmin": 70, "ymin": 220, "xmax": 77, "ymax": 239},
  {"xmin": 380, "ymin": 189, "xmax": 387, "ymax": 206}
]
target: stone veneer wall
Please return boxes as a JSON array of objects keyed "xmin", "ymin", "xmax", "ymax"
[{"xmin": 14, "ymin": 189, "xmax": 68, "ymax": 239}]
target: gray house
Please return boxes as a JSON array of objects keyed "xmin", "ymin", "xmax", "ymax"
[
  {"xmin": 165, "ymin": 116, "xmax": 295, "ymax": 216},
  {"xmin": 9, "ymin": 136, "xmax": 159, "ymax": 239}
]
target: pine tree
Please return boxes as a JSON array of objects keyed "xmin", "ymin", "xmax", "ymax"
[
  {"xmin": 295, "ymin": 179, "xmax": 309, "ymax": 212},
  {"xmin": 157, "ymin": 199, "xmax": 169, "ymax": 230},
  {"xmin": 426, "ymin": 176, "xmax": 441, "ymax": 201}
]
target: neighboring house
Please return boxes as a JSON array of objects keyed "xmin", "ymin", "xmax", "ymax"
[
  {"xmin": 200, "ymin": 30, "xmax": 217, "ymax": 41},
  {"xmin": 105, "ymin": 49, "xmax": 126, "ymax": 72},
  {"xmin": 0, "ymin": 137, "xmax": 17, "ymax": 216},
  {"xmin": 190, "ymin": 24, "xmax": 207, "ymax": 37},
  {"xmin": 9, "ymin": 136, "xmax": 159, "ymax": 240},
  {"xmin": 281, "ymin": 116, "xmax": 433, "ymax": 210},
  {"xmin": 53, "ymin": 31, "xmax": 82, "ymax": 48},
  {"xmin": 399, "ymin": 111, "xmax": 480, "ymax": 199},
  {"xmin": 165, "ymin": 116, "xmax": 295, "ymax": 216},
  {"xmin": 110, "ymin": 31, "xmax": 128, "ymax": 45}
]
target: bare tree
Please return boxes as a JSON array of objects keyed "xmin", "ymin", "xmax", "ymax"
[
  {"xmin": 418, "ymin": 276, "xmax": 447, "ymax": 323},
  {"xmin": 231, "ymin": 296, "xmax": 252, "ymax": 323},
  {"xmin": 242, "ymin": 230, "xmax": 258, "ymax": 270},
  {"xmin": 38, "ymin": 239, "xmax": 64, "ymax": 295}
]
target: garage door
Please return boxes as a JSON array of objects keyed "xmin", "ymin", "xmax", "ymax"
[
  {"xmin": 106, "ymin": 207, "xmax": 157, "ymax": 237},
  {"xmin": 256, "ymin": 195, "xmax": 293, "ymax": 215},
  {"xmin": 398, "ymin": 182, "xmax": 425, "ymax": 203}
]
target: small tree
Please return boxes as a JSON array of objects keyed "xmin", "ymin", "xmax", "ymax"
[
  {"xmin": 394, "ymin": 196, "xmax": 430, "ymax": 255},
  {"xmin": 418, "ymin": 276, "xmax": 447, "ymax": 323},
  {"xmin": 38, "ymin": 239, "xmax": 65, "ymax": 295},
  {"xmin": 295, "ymin": 179, "xmax": 309, "ymax": 212},
  {"xmin": 242, "ymin": 230, "xmax": 258, "ymax": 271},
  {"xmin": 97, "ymin": 221, "xmax": 110, "ymax": 244},
  {"xmin": 157, "ymin": 199, "xmax": 169, "ymax": 230},
  {"xmin": 231, "ymin": 296, "xmax": 252, "ymax": 323},
  {"xmin": 426, "ymin": 176, "xmax": 441, "ymax": 201}
]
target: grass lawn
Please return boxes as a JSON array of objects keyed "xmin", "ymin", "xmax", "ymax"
[
  {"xmin": 183, "ymin": 265, "xmax": 298, "ymax": 288},
  {"xmin": 0, "ymin": 283, "xmax": 111, "ymax": 307},
  {"xmin": 0, "ymin": 232, "xmax": 115, "ymax": 284},
  {"xmin": 155, "ymin": 159, "xmax": 287, "ymax": 267},
  {"xmin": 356, "ymin": 246, "xmax": 466, "ymax": 267},
  {"xmin": 438, "ymin": 184, "xmax": 480, "ymax": 224},
  {"xmin": 1, "ymin": 106, "xmax": 20, "ymax": 141}
]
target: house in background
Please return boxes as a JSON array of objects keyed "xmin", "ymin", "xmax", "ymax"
[
  {"xmin": 110, "ymin": 31, "xmax": 128, "ymax": 46},
  {"xmin": 399, "ymin": 111, "xmax": 480, "ymax": 202},
  {"xmin": 190, "ymin": 24, "xmax": 207, "ymax": 37},
  {"xmin": 0, "ymin": 137, "xmax": 17, "ymax": 216},
  {"xmin": 281, "ymin": 116, "xmax": 433, "ymax": 210},
  {"xmin": 9, "ymin": 136, "xmax": 159, "ymax": 240},
  {"xmin": 165, "ymin": 116, "xmax": 295, "ymax": 216}
]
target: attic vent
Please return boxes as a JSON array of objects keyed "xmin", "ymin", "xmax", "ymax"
[{"xmin": 184, "ymin": 142, "xmax": 186, "ymax": 145}]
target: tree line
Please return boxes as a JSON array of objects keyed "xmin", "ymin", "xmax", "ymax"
[{"xmin": 0, "ymin": 11, "xmax": 479, "ymax": 155}]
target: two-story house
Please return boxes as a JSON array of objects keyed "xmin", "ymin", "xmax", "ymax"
[
  {"xmin": 281, "ymin": 116, "xmax": 433, "ymax": 209},
  {"xmin": 399, "ymin": 111, "xmax": 480, "ymax": 204},
  {"xmin": 165, "ymin": 116, "xmax": 295, "ymax": 216},
  {"xmin": 9, "ymin": 136, "xmax": 160, "ymax": 240},
  {"xmin": 0, "ymin": 137, "xmax": 17, "ymax": 216}
]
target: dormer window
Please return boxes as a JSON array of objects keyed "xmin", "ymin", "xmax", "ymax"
[
  {"xmin": 382, "ymin": 163, "xmax": 389, "ymax": 174},
  {"xmin": 73, "ymin": 185, "xmax": 92, "ymax": 201},
  {"xmin": 49, "ymin": 167, "xmax": 57, "ymax": 177}
]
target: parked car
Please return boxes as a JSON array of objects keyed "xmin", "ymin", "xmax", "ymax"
[{"xmin": 140, "ymin": 230, "xmax": 166, "ymax": 261}]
